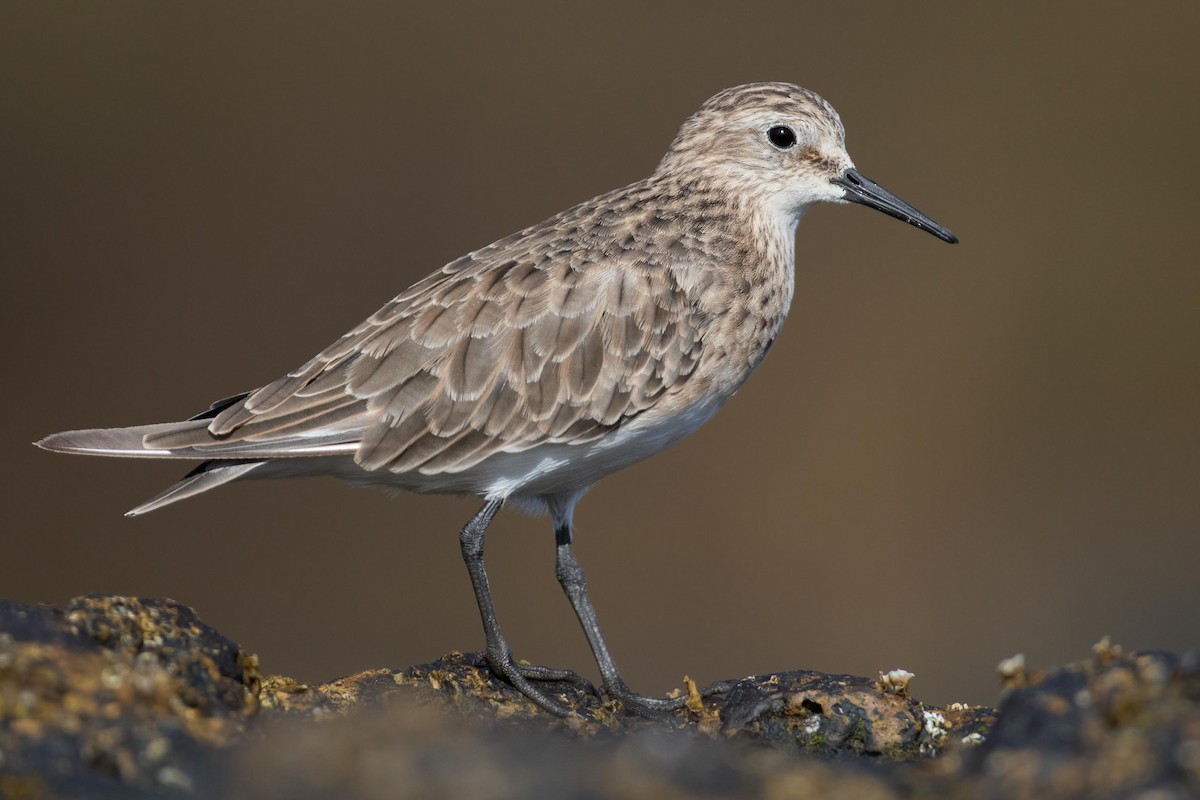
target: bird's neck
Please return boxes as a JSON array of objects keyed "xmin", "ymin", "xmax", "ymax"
[
  {"xmin": 633, "ymin": 173, "xmax": 798, "ymax": 385},
  {"xmin": 666, "ymin": 171, "xmax": 797, "ymax": 311}
]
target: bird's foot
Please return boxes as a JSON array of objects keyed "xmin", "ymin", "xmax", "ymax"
[
  {"xmin": 602, "ymin": 677, "xmax": 740, "ymax": 720},
  {"xmin": 512, "ymin": 661, "xmax": 593, "ymax": 687},
  {"xmin": 464, "ymin": 650, "xmax": 594, "ymax": 717}
]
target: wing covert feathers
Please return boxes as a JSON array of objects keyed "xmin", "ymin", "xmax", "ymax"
[{"xmin": 183, "ymin": 211, "xmax": 706, "ymax": 475}]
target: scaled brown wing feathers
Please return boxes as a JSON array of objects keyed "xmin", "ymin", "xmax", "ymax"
[{"xmin": 145, "ymin": 243, "xmax": 705, "ymax": 476}]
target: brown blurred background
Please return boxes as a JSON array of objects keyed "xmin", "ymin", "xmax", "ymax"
[{"xmin": 2, "ymin": 3, "xmax": 1197, "ymax": 708}]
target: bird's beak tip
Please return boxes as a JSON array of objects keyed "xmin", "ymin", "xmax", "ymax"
[{"xmin": 833, "ymin": 168, "xmax": 958, "ymax": 245}]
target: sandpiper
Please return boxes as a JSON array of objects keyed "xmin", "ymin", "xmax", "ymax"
[{"xmin": 37, "ymin": 82, "xmax": 957, "ymax": 717}]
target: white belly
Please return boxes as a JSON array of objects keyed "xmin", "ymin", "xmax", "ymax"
[
  {"xmin": 476, "ymin": 399, "xmax": 724, "ymax": 500},
  {"xmin": 266, "ymin": 397, "xmax": 725, "ymax": 510}
]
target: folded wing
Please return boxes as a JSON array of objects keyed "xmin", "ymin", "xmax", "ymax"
[{"xmin": 143, "ymin": 246, "xmax": 705, "ymax": 476}]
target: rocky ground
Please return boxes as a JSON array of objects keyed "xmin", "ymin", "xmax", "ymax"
[{"xmin": 0, "ymin": 595, "xmax": 1196, "ymax": 799}]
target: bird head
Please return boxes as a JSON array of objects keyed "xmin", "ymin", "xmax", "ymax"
[{"xmin": 658, "ymin": 82, "xmax": 957, "ymax": 244}]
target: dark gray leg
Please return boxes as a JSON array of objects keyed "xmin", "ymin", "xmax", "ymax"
[
  {"xmin": 460, "ymin": 499, "xmax": 575, "ymax": 716},
  {"xmin": 554, "ymin": 520, "xmax": 691, "ymax": 715}
]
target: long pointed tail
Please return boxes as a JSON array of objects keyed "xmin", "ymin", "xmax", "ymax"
[
  {"xmin": 36, "ymin": 422, "xmax": 212, "ymax": 458},
  {"xmin": 36, "ymin": 422, "xmax": 266, "ymax": 514},
  {"xmin": 125, "ymin": 460, "xmax": 263, "ymax": 516}
]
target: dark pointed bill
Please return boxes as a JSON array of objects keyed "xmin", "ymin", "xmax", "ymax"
[{"xmin": 833, "ymin": 168, "xmax": 958, "ymax": 244}]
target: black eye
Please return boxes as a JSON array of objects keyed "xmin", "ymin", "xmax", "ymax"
[{"xmin": 767, "ymin": 125, "xmax": 797, "ymax": 150}]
